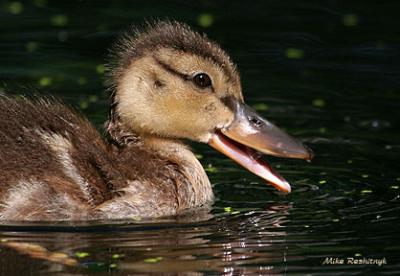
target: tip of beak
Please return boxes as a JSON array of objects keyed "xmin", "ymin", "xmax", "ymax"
[{"xmin": 273, "ymin": 179, "xmax": 291, "ymax": 194}]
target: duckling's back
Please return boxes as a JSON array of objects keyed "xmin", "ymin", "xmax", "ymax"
[{"xmin": 0, "ymin": 97, "xmax": 113, "ymax": 220}]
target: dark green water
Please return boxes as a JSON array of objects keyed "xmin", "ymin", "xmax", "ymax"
[{"xmin": 0, "ymin": 0, "xmax": 399, "ymax": 274}]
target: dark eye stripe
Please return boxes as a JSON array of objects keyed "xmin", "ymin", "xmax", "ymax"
[
  {"xmin": 154, "ymin": 57, "xmax": 215, "ymax": 92},
  {"xmin": 154, "ymin": 58, "xmax": 190, "ymax": 80}
]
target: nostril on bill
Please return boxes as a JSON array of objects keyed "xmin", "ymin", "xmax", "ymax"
[{"xmin": 248, "ymin": 116, "xmax": 262, "ymax": 128}]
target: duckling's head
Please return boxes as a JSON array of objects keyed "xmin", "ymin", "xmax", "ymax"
[
  {"xmin": 107, "ymin": 21, "xmax": 312, "ymax": 193},
  {"xmin": 108, "ymin": 21, "xmax": 241, "ymax": 143}
]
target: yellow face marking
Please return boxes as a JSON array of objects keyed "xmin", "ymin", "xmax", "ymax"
[{"xmin": 115, "ymin": 48, "xmax": 243, "ymax": 142}]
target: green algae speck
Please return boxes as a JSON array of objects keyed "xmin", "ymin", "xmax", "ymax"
[
  {"xmin": 75, "ymin": 251, "xmax": 90, "ymax": 258},
  {"xmin": 286, "ymin": 48, "xmax": 304, "ymax": 59},
  {"xmin": 197, "ymin": 14, "xmax": 214, "ymax": 28},
  {"xmin": 39, "ymin": 77, "xmax": 52, "ymax": 87},
  {"xmin": 343, "ymin": 14, "xmax": 359, "ymax": 27},
  {"xmin": 8, "ymin": 2, "xmax": 23, "ymax": 15},
  {"xmin": 312, "ymin": 99, "xmax": 325, "ymax": 107},
  {"xmin": 144, "ymin": 257, "xmax": 163, "ymax": 263},
  {"xmin": 50, "ymin": 14, "xmax": 69, "ymax": 27}
]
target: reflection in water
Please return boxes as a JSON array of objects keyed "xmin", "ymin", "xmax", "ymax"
[
  {"xmin": 1, "ymin": 242, "xmax": 77, "ymax": 266},
  {"xmin": 0, "ymin": 204, "xmax": 292, "ymax": 274}
]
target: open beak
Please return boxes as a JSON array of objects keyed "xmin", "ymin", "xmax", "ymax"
[{"xmin": 208, "ymin": 100, "xmax": 313, "ymax": 193}]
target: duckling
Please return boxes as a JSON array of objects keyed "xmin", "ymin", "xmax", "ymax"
[{"xmin": 0, "ymin": 21, "xmax": 312, "ymax": 221}]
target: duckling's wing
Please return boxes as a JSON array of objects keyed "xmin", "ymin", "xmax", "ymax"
[{"xmin": 0, "ymin": 96, "xmax": 113, "ymax": 220}]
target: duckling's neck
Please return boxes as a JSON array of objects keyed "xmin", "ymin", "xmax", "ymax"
[
  {"xmin": 107, "ymin": 117, "xmax": 214, "ymax": 206},
  {"xmin": 143, "ymin": 136, "xmax": 214, "ymax": 205}
]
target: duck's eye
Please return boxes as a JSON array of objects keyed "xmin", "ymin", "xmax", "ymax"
[{"xmin": 193, "ymin": 73, "xmax": 212, "ymax": 88}]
